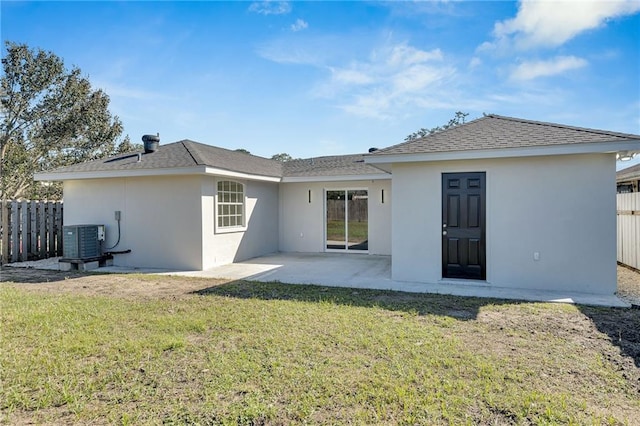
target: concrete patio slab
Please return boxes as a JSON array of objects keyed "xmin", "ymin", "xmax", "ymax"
[{"xmin": 171, "ymin": 253, "xmax": 629, "ymax": 308}]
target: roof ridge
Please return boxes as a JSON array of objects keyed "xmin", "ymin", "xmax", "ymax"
[
  {"xmin": 290, "ymin": 153, "xmax": 366, "ymax": 162},
  {"xmin": 181, "ymin": 140, "xmax": 202, "ymax": 166},
  {"xmin": 183, "ymin": 140, "xmax": 284, "ymax": 176},
  {"xmin": 371, "ymin": 115, "xmax": 491, "ymax": 155},
  {"xmin": 180, "ymin": 139, "xmax": 283, "ymax": 163},
  {"xmin": 488, "ymin": 114, "xmax": 640, "ymax": 139}
]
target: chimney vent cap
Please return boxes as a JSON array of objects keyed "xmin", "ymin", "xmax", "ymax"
[{"xmin": 142, "ymin": 134, "xmax": 160, "ymax": 153}]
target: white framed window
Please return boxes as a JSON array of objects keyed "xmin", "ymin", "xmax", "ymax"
[{"xmin": 216, "ymin": 180, "xmax": 245, "ymax": 232}]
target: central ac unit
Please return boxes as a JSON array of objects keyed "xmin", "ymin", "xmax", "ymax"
[{"xmin": 63, "ymin": 224, "xmax": 105, "ymax": 259}]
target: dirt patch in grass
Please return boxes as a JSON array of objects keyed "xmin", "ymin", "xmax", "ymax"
[
  {"xmin": 617, "ymin": 263, "xmax": 640, "ymax": 306},
  {"xmin": 0, "ymin": 266, "xmax": 228, "ymax": 300}
]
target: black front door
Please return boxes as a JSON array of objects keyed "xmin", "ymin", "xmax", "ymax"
[{"xmin": 442, "ymin": 172, "xmax": 486, "ymax": 280}]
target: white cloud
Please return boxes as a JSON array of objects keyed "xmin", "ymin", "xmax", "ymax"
[
  {"xmin": 257, "ymin": 35, "xmax": 346, "ymax": 66},
  {"xmin": 487, "ymin": 88, "xmax": 565, "ymax": 106},
  {"xmin": 510, "ymin": 56, "xmax": 588, "ymax": 81},
  {"xmin": 392, "ymin": 64, "xmax": 450, "ymax": 93},
  {"xmin": 385, "ymin": 44, "xmax": 443, "ymax": 66},
  {"xmin": 331, "ymin": 68, "xmax": 375, "ymax": 85},
  {"xmin": 257, "ymin": 44, "xmax": 321, "ymax": 66},
  {"xmin": 260, "ymin": 37, "xmax": 457, "ymax": 119},
  {"xmin": 339, "ymin": 93, "xmax": 393, "ymax": 120},
  {"xmin": 248, "ymin": 1, "xmax": 291, "ymax": 16},
  {"xmin": 322, "ymin": 43, "xmax": 454, "ymax": 118},
  {"xmin": 291, "ymin": 18, "xmax": 308, "ymax": 32},
  {"xmin": 489, "ymin": 0, "xmax": 640, "ymax": 50},
  {"xmin": 469, "ymin": 57, "xmax": 482, "ymax": 68}
]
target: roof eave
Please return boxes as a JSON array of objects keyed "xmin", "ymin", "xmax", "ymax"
[
  {"xmin": 35, "ymin": 166, "xmax": 282, "ymax": 182},
  {"xmin": 365, "ymin": 140, "xmax": 640, "ymax": 165},
  {"xmin": 203, "ymin": 167, "xmax": 281, "ymax": 182},
  {"xmin": 282, "ymin": 173, "xmax": 391, "ymax": 183},
  {"xmin": 616, "ymin": 171, "xmax": 640, "ymax": 181},
  {"xmin": 34, "ymin": 166, "xmax": 209, "ymax": 181}
]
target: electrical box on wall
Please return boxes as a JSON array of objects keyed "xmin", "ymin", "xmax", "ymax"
[{"xmin": 63, "ymin": 225, "xmax": 105, "ymax": 259}]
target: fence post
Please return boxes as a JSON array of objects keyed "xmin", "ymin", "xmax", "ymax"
[
  {"xmin": 21, "ymin": 200, "xmax": 29, "ymax": 262},
  {"xmin": 47, "ymin": 201, "xmax": 55, "ymax": 258},
  {"xmin": 10, "ymin": 201, "xmax": 19, "ymax": 262},
  {"xmin": 30, "ymin": 200, "xmax": 37, "ymax": 260},
  {"xmin": 1, "ymin": 201, "xmax": 9, "ymax": 264},
  {"xmin": 55, "ymin": 201, "xmax": 63, "ymax": 256},
  {"xmin": 39, "ymin": 201, "xmax": 47, "ymax": 258}
]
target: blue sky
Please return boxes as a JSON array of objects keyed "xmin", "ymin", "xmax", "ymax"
[{"xmin": 2, "ymin": 1, "xmax": 640, "ymax": 168}]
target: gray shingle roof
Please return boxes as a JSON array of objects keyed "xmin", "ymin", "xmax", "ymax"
[
  {"xmin": 41, "ymin": 139, "xmax": 386, "ymax": 180},
  {"xmin": 371, "ymin": 114, "xmax": 640, "ymax": 155},
  {"xmin": 282, "ymin": 154, "xmax": 387, "ymax": 177},
  {"xmin": 617, "ymin": 163, "xmax": 640, "ymax": 181},
  {"xmin": 41, "ymin": 115, "xmax": 638, "ymax": 181},
  {"xmin": 44, "ymin": 140, "xmax": 283, "ymax": 178},
  {"xmin": 184, "ymin": 141, "xmax": 283, "ymax": 177}
]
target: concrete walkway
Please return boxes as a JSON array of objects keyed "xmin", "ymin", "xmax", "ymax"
[{"xmin": 163, "ymin": 253, "xmax": 628, "ymax": 307}]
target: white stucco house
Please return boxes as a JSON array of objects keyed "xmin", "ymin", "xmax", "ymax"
[{"xmin": 35, "ymin": 115, "xmax": 640, "ymax": 296}]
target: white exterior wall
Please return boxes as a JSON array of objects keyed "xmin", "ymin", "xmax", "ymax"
[
  {"xmin": 64, "ymin": 176, "xmax": 204, "ymax": 270},
  {"xmin": 64, "ymin": 175, "xmax": 279, "ymax": 271},
  {"xmin": 201, "ymin": 178, "xmax": 279, "ymax": 269},
  {"xmin": 391, "ymin": 154, "xmax": 617, "ymax": 295},
  {"xmin": 279, "ymin": 180, "xmax": 392, "ymax": 255}
]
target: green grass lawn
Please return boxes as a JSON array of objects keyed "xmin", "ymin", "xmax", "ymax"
[
  {"xmin": 1, "ymin": 278, "xmax": 639, "ymax": 425},
  {"xmin": 326, "ymin": 220, "xmax": 368, "ymax": 241}
]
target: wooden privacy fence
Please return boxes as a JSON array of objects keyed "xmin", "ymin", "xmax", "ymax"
[
  {"xmin": 326, "ymin": 199, "xmax": 368, "ymax": 222},
  {"xmin": 617, "ymin": 193, "xmax": 640, "ymax": 270},
  {"xmin": 0, "ymin": 200, "xmax": 63, "ymax": 264}
]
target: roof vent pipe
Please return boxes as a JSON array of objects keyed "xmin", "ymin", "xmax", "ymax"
[{"xmin": 142, "ymin": 134, "xmax": 160, "ymax": 153}]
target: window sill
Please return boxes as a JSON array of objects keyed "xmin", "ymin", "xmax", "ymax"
[{"xmin": 215, "ymin": 226, "xmax": 247, "ymax": 235}]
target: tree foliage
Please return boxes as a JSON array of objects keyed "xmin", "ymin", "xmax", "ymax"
[
  {"xmin": 271, "ymin": 153, "xmax": 293, "ymax": 162},
  {"xmin": 1, "ymin": 41, "xmax": 132, "ymax": 200},
  {"xmin": 404, "ymin": 111, "xmax": 469, "ymax": 142},
  {"xmin": 235, "ymin": 150, "xmax": 296, "ymax": 162}
]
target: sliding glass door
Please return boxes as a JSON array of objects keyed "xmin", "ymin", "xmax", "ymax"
[{"xmin": 325, "ymin": 189, "xmax": 368, "ymax": 251}]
